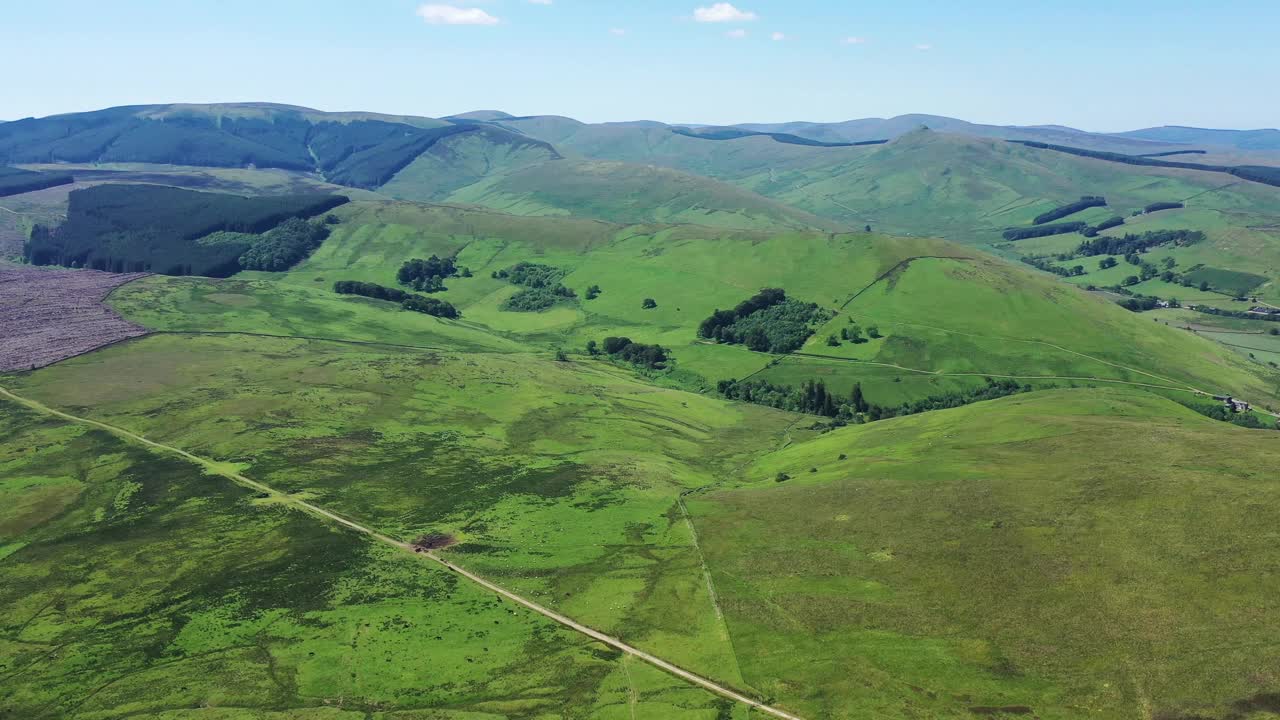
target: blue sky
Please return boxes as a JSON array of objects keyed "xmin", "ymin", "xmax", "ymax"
[{"xmin": 6, "ymin": 0, "xmax": 1278, "ymax": 130}]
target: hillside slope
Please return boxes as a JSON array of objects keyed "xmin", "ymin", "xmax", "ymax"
[{"xmin": 688, "ymin": 387, "xmax": 1280, "ymax": 719}]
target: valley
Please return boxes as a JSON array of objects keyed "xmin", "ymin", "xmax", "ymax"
[{"xmin": 3, "ymin": 100, "xmax": 1280, "ymax": 720}]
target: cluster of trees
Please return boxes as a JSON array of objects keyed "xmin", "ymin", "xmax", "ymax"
[
  {"xmin": 492, "ymin": 261, "xmax": 582, "ymax": 311},
  {"xmin": 494, "ymin": 262, "xmax": 567, "ymax": 288},
  {"xmin": 24, "ymin": 184, "xmax": 347, "ymax": 277},
  {"xmin": 1118, "ymin": 294, "xmax": 1178, "ymax": 312},
  {"xmin": 0, "ymin": 166, "xmax": 73, "ymax": 197},
  {"xmin": 334, "ymin": 280, "xmax": 412, "ymax": 302},
  {"xmin": 716, "ymin": 377, "xmax": 1030, "ymax": 423},
  {"xmin": 1033, "ymin": 196, "xmax": 1106, "ymax": 225},
  {"xmin": 1144, "ymin": 201, "xmax": 1185, "ymax": 214},
  {"xmin": 239, "ymin": 218, "xmax": 332, "ymax": 271},
  {"xmin": 333, "ymin": 280, "xmax": 459, "ymax": 318},
  {"xmin": 502, "ymin": 288, "xmax": 572, "ymax": 311},
  {"xmin": 1181, "ymin": 400, "xmax": 1272, "ymax": 429},
  {"xmin": 698, "ymin": 288, "xmax": 831, "ymax": 354},
  {"xmin": 1137, "ymin": 150, "xmax": 1208, "ymax": 158},
  {"xmin": 1080, "ymin": 216, "xmax": 1125, "ymax": 237},
  {"xmin": 588, "ymin": 336, "xmax": 669, "ymax": 370},
  {"xmin": 402, "ymin": 295, "xmax": 461, "ymax": 319},
  {"xmin": 827, "ymin": 322, "xmax": 881, "ymax": 345},
  {"xmin": 1075, "ymin": 229, "xmax": 1204, "ymax": 258},
  {"xmin": 1002, "ymin": 222, "xmax": 1087, "ymax": 241},
  {"xmin": 1009, "ymin": 140, "xmax": 1280, "ymax": 190},
  {"xmin": 398, "ymin": 255, "xmax": 462, "ymax": 293}
]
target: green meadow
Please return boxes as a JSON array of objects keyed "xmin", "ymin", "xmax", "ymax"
[
  {"xmin": 0, "ymin": 400, "xmax": 747, "ymax": 719},
  {"xmin": 3, "ymin": 332, "xmax": 802, "ymax": 704}
]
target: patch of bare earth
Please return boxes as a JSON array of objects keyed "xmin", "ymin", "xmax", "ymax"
[
  {"xmin": 412, "ymin": 533, "xmax": 457, "ymax": 551},
  {"xmin": 0, "ymin": 266, "xmax": 150, "ymax": 372}
]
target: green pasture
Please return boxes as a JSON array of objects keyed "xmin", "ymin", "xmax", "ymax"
[
  {"xmin": 0, "ymin": 401, "xmax": 745, "ymax": 719},
  {"xmin": 3, "ymin": 332, "xmax": 800, "ymax": 698}
]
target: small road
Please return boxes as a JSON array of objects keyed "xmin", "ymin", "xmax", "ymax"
[{"xmin": 0, "ymin": 384, "xmax": 804, "ymax": 720}]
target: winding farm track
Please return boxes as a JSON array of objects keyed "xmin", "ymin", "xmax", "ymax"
[{"xmin": 0, "ymin": 384, "xmax": 805, "ymax": 720}]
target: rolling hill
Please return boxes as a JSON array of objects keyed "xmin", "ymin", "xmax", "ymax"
[{"xmin": 5, "ymin": 101, "xmax": 1280, "ymax": 720}]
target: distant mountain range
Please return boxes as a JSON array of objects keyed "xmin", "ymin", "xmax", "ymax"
[{"xmin": 3, "ymin": 102, "xmax": 1279, "ymax": 235}]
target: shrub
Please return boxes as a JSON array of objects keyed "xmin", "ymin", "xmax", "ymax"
[{"xmin": 642, "ymin": 298, "xmax": 657, "ymax": 309}]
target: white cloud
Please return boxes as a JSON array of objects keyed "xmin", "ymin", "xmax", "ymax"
[
  {"xmin": 417, "ymin": 4, "xmax": 500, "ymax": 25},
  {"xmin": 726, "ymin": 28, "xmax": 748, "ymax": 38},
  {"xmin": 771, "ymin": 31, "xmax": 786, "ymax": 41},
  {"xmin": 528, "ymin": 0, "xmax": 553, "ymax": 4},
  {"xmin": 609, "ymin": 28, "xmax": 627, "ymax": 35},
  {"xmin": 842, "ymin": 36, "xmax": 867, "ymax": 44},
  {"xmin": 694, "ymin": 3, "xmax": 757, "ymax": 22},
  {"xmin": 915, "ymin": 43, "xmax": 933, "ymax": 50}
]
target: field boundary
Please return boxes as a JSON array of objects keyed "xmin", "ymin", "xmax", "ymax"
[{"xmin": 0, "ymin": 384, "xmax": 805, "ymax": 720}]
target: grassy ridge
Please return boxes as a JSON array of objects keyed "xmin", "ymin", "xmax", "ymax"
[{"xmin": 689, "ymin": 388, "xmax": 1280, "ymax": 719}]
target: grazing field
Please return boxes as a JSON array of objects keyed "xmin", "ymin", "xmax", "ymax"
[
  {"xmin": 0, "ymin": 266, "xmax": 148, "ymax": 371},
  {"xmin": 2, "ymin": 331, "xmax": 803, "ymax": 701},
  {"xmin": 687, "ymin": 388, "xmax": 1280, "ymax": 719},
  {"xmin": 0, "ymin": 400, "xmax": 748, "ymax": 719}
]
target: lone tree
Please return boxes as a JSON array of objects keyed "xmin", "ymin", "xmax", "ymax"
[{"xmin": 642, "ymin": 298, "xmax": 657, "ymax": 309}]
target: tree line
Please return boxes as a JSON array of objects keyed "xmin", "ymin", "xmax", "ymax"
[
  {"xmin": 1080, "ymin": 216, "xmax": 1125, "ymax": 237},
  {"xmin": 1074, "ymin": 229, "xmax": 1204, "ymax": 258},
  {"xmin": 1009, "ymin": 140, "xmax": 1280, "ymax": 190},
  {"xmin": 1002, "ymin": 222, "xmax": 1087, "ymax": 241},
  {"xmin": 716, "ymin": 376, "xmax": 1031, "ymax": 423},
  {"xmin": 1033, "ymin": 196, "xmax": 1106, "ymax": 225},
  {"xmin": 334, "ymin": 280, "xmax": 459, "ymax": 318}
]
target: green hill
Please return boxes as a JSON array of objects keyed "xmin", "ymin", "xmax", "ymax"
[
  {"xmin": 108, "ymin": 199, "xmax": 1280, "ymax": 411},
  {"xmin": 435, "ymin": 158, "xmax": 840, "ymax": 231},
  {"xmin": 687, "ymin": 387, "xmax": 1280, "ymax": 719}
]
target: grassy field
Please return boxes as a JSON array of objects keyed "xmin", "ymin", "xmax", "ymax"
[
  {"xmin": 687, "ymin": 388, "xmax": 1280, "ymax": 719},
  {"xmin": 2, "ymin": 332, "xmax": 805, "ymax": 705},
  {"xmin": 0, "ymin": 399, "xmax": 749, "ymax": 719}
]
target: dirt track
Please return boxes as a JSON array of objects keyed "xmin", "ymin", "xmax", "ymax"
[{"xmin": 0, "ymin": 384, "xmax": 805, "ymax": 720}]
